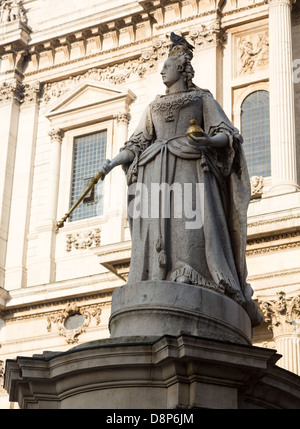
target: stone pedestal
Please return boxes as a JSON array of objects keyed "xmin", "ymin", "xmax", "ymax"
[
  {"xmin": 4, "ymin": 335, "xmax": 300, "ymax": 409},
  {"xmin": 109, "ymin": 281, "xmax": 252, "ymax": 345},
  {"xmin": 4, "ymin": 283, "xmax": 300, "ymax": 408}
]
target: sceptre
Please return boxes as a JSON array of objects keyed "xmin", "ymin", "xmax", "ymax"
[
  {"xmin": 56, "ymin": 151, "xmax": 135, "ymax": 231},
  {"xmin": 56, "ymin": 171, "xmax": 103, "ymax": 231}
]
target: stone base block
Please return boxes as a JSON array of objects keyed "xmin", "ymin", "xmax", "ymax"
[
  {"xmin": 109, "ymin": 281, "xmax": 252, "ymax": 345},
  {"xmin": 4, "ymin": 335, "xmax": 300, "ymax": 409}
]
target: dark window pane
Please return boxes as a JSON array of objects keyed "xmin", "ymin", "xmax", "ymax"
[{"xmin": 241, "ymin": 90, "xmax": 271, "ymax": 177}]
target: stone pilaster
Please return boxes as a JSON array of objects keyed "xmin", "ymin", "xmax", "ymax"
[
  {"xmin": 115, "ymin": 112, "xmax": 131, "ymax": 150},
  {"xmin": 5, "ymin": 82, "xmax": 41, "ymax": 290},
  {"xmin": 33, "ymin": 128, "xmax": 64, "ymax": 285},
  {"xmin": 0, "ymin": 79, "xmax": 23, "ymax": 288},
  {"xmin": 113, "ymin": 112, "xmax": 131, "ymax": 221},
  {"xmin": 48, "ymin": 128, "xmax": 64, "ymax": 222},
  {"xmin": 268, "ymin": 0, "xmax": 300, "ymax": 194},
  {"xmin": 260, "ymin": 291, "xmax": 300, "ymax": 375}
]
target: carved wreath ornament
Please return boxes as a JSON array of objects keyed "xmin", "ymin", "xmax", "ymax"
[{"xmin": 47, "ymin": 302, "xmax": 102, "ymax": 344}]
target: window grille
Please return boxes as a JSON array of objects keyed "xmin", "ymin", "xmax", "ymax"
[{"xmin": 70, "ymin": 130, "xmax": 107, "ymax": 222}]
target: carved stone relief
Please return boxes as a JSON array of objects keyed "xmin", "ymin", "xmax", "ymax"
[
  {"xmin": 22, "ymin": 81, "xmax": 41, "ymax": 106},
  {"xmin": 47, "ymin": 302, "xmax": 102, "ymax": 344},
  {"xmin": 42, "ymin": 58, "xmax": 152, "ymax": 104},
  {"xmin": 236, "ymin": 30, "xmax": 269, "ymax": 77},
  {"xmin": 40, "ymin": 35, "xmax": 178, "ymax": 105},
  {"xmin": 44, "ymin": 40, "xmax": 169, "ymax": 103},
  {"xmin": 0, "ymin": 79, "xmax": 23, "ymax": 104},
  {"xmin": 66, "ymin": 228, "xmax": 101, "ymax": 252},
  {"xmin": 0, "ymin": 79, "xmax": 42, "ymax": 106},
  {"xmin": 259, "ymin": 292, "xmax": 300, "ymax": 337},
  {"xmin": 189, "ymin": 21, "xmax": 227, "ymax": 49},
  {"xmin": 49, "ymin": 127, "xmax": 64, "ymax": 143},
  {"xmin": 0, "ymin": 0, "xmax": 27, "ymax": 25},
  {"xmin": 115, "ymin": 112, "xmax": 131, "ymax": 124},
  {"xmin": 259, "ymin": 291, "xmax": 300, "ymax": 373},
  {"xmin": 250, "ymin": 176, "xmax": 264, "ymax": 199}
]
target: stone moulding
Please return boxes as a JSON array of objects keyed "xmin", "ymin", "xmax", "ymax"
[
  {"xmin": 109, "ymin": 280, "xmax": 253, "ymax": 345},
  {"xmin": 246, "ymin": 230, "xmax": 300, "ymax": 256},
  {"xmin": 4, "ymin": 335, "xmax": 300, "ymax": 409},
  {"xmin": 0, "ymin": 287, "xmax": 9, "ymax": 310}
]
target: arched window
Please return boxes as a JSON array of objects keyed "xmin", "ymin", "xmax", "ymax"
[{"xmin": 241, "ymin": 90, "xmax": 271, "ymax": 178}]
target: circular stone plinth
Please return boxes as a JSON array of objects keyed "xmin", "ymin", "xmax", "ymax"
[{"xmin": 109, "ymin": 281, "xmax": 252, "ymax": 345}]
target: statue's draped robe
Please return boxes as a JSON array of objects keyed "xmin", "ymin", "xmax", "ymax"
[{"xmin": 121, "ymin": 88, "xmax": 257, "ymax": 318}]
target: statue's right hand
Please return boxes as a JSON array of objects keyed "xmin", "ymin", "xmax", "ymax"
[{"xmin": 99, "ymin": 159, "xmax": 113, "ymax": 180}]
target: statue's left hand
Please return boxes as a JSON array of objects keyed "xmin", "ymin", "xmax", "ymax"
[
  {"xmin": 187, "ymin": 132, "xmax": 212, "ymax": 147},
  {"xmin": 187, "ymin": 132, "xmax": 229, "ymax": 149}
]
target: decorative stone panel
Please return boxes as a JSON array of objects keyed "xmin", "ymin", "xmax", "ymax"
[
  {"xmin": 233, "ymin": 28, "xmax": 269, "ymax": 79},
  {"xmin": 65, "ymin": 228, "xmax": 101, "ymax": 252}
]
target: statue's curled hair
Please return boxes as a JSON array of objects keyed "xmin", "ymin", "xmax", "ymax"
[{"xmin": 166, "ymin": 52, "xmax": 196, "ymax": 94}]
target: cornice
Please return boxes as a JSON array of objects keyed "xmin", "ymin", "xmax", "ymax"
[
  {"xmin": 0, "ymin": 272, "xmax": 121, "ymax": 314},
  {"xmin": 248, "ymin": 268, "xmax": 300, "ymax": 282},
  {"xmin": 154, "ymin": 8, "xmax": 219, "ymax": 30},
  {"xmin": 246, "ymin": 230, "xmax": 300, "ymax": 256},
  {"xmin": 0, "ymin": 0, "xmax": 270, "ymax": 81},
  {"xmin": 268, "ymin": 0, "xmax": 295, "ymax": 6},
  {"xmin": 247, "ymin": 212, "xmax": 300, "ymax": 233},
  {"xmin": 23, "ymin": 37, "xmax": 153, "ymax": 81},
  {"xmin": 0, "ymin": 291, "xmax": 112, "ymax": 322},
  {"xmin": 222, "ymin": 0, "xmax": 268, "ymax": 16}
]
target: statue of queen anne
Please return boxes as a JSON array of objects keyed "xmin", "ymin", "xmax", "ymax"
[{"xmin": 100, "ymin": 34, "xmax": 262, "ymax": 327}]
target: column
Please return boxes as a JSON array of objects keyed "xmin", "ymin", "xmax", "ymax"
[
  {"xmin": 260, "ymin": 291, "xmax": 300, "ymax": 375},
  {"xmin": 5, "ymin": 82, "xmax": 41, "ymax": 290},
  {"xmin": 47, "ymin": 128, "xmax": 64, "ymax": 222},
  {"xmin": 268, "ymin": 0, "xmax": 300, "ymax": 194},
  {"xmin": 34, "ymin": 128, "xmax": 64, "ymax": 284},
  {"xmin": 0, "ymin": 79, "xmax": 23, "ymax": 288}
]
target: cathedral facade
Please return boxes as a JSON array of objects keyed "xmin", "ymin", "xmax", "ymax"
[{"xmin": 0, "ymin": 0, "xmax": 299, "ymax": 408}]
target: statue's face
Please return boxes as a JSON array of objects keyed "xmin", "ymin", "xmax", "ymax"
[{"xmin": 160, "ymin": 57, "xmax": 183, "ymax": 88}]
